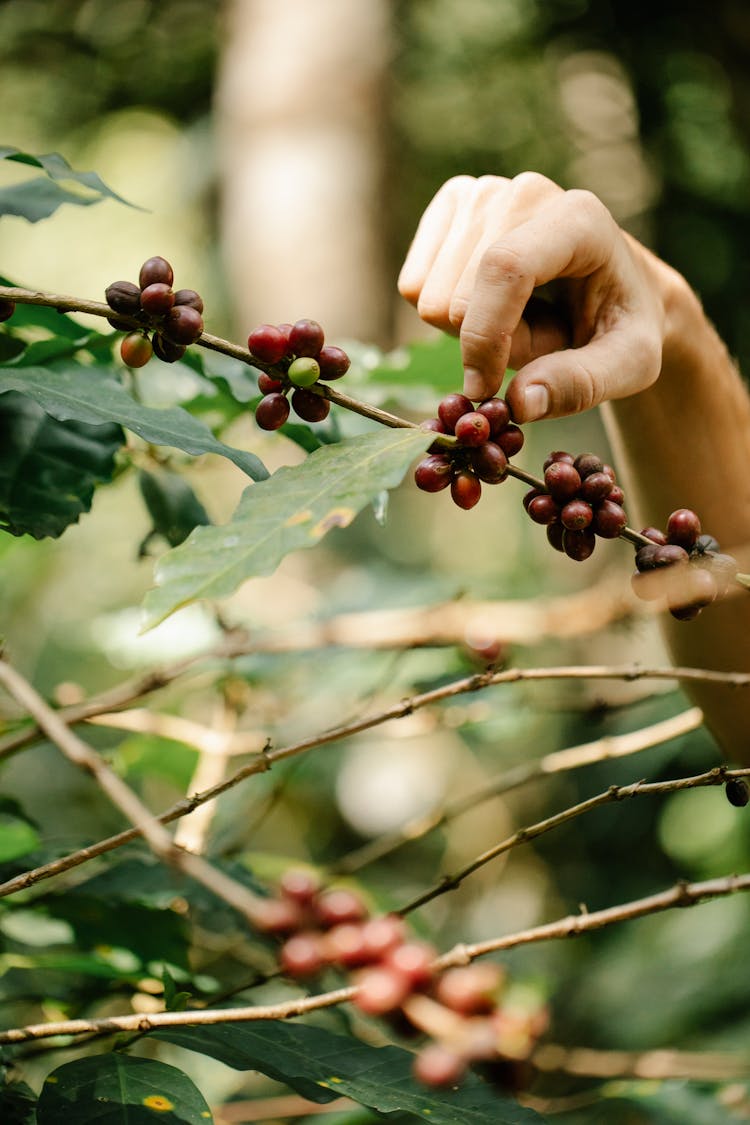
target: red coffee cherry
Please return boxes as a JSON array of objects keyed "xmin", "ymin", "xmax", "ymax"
[
  {"xmin": 280, "ymin": 932, "xmax": 326, "ymax": 978},
  {"xmin": 454, "ymin": 411, "xmax": 491, "ymax": 447},
  {"xmin": 248, "ymin": 324, "xmax": 288, "ymax": 365},
  {"xmin": 415, "ymin": 454, "xmax": 453, "ymax": 493},
  {"xmin": 413, "ymin": 1044, "xmax": 467, "ymax": 1087},
  {"xmin": 543, "ymin": 450, "xmax": 575, "ymax": 470},
  {"xmin": 438, "ymin": 393, "xmax": 474, "ymax": 432},
  {"xmin": 563, "ymin": 527, "xmax": 596, "ymax": 561},
  {"xmin": 163, "ymin": 305, "xmax": 204, "ymax": 345},
  {"xmin": 255, "ymin": 896, "xmax": 304, "ymax": 935},
  {"xmin": 120, "ymin": 332, "xmax": 153, "ymax": 368},
  {"xmin": 279, "ymin": 868, "xmax": 320, "ymax": 906},
  {"xmin": 152, "ymin": 334, "xmax": 186, "ymax": 363},
  {"xmin": 173, "ymin": 288, "xmax": 204, "ymax": 313},
  {"xmin": 666, "ymin": 508, "xmax": 701, "ymax": 550},
  {"xmin": 384, "ymin": 940, "xmax": 436, "ymax": 989},
  {"xmin": 257, "ymin": 371, "xmax": 284, "ymax": 395},
  {"xmin": 291, "ymin": 387, "xmax": 330, "ymax": 422},
  {"xmin": 476, "ymin": 397, "xmax": 511, "ymax": 437},
  {"xmin": 139, "ymin": 256, "xmax": 174, "ymax": 289},
  {"xmin": 573, "ymin": 452, "xmax": 604, "ymax": 478},
  {"xmin": 317, "ymin": 345, "xmax": 350, "ymax": 380},
  {"xmin": 471, "ymin": 442, "xmax": 508, "ymax": 483},
  {"xmin": 255, "ymin": 392, "xmax": 290, "ymax": 431},
  {"xmin": 434, "ymin": 963, "xmax": 503, "ymax": 1015},
  {"xmin": 289, "ymin": 318, "xmax": 325, "ymax": 357},
  {"xmin": 496, "ymin": 424, "xmax": 524, "ymax": 457},
  {"xmin": 354, "ymin": 965, "xmax": 412, "ymax": 1015},
  {"xmin": 314, "ymin": 888, "xmax": 368, "ymax": 928},
  {"xmin": 140, "ymin": 283, "xmax": 175, "ymax": 317},
  {"xmin": 527, "ymin": 494, "xmax": 560, "ymax": 525},
  {"xmin": 451, "ymin": 470, "xmax": 482, "ymax": 510},
  {"xmin": 593, "ymin": 500, "xmax": 627, "ymax": 539},
  {"xmin": 0, "ymin": 298, "xmax": 15, "ymax": 322},
  {"xmin": 544, "ymin": 461, "xmax": 581, "ymax": 504},
  {"xmin": 560, "ymin": 499, "xmax": 593, "ymax": 531}
]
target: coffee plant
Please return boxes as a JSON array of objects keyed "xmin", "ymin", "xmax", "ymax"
[{"xmin": 1, "ymin": 146, "xmax": 750, "ymax": 1124}]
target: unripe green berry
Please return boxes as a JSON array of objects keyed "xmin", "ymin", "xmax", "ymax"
[{"xmin": 288, "ymin": 356, "xmax": 320, "ymax": 387}]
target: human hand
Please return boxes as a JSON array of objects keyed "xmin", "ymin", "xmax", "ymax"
[{"xmin": 397, "ymin": 173, "xmax": 672, "ymax": 421}]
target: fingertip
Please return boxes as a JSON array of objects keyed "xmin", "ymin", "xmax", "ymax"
[
  {"xmin": 463, "ymin": 367, "xmax": 500, "ymax": 403},
  {"xmin": 507, "ymin": 382, "xmax": 550, "ymax": 422}
]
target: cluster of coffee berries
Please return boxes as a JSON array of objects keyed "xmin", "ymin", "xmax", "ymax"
[
  {"xmin": 630, "ymin": 510, "xmax": 738, "ymax": 620},
  {"xmin": 524, "ymin": 450, "xmax": 627, "ymax": 562},
  {"xmin": 414, "ymin": 393, "xmax": 523, "ymax": 510},
  {"xmin": 250, "ymin": 320, "xmax": 350, "ymax": 431},
  {"xmin": 0, "ymin": 298, "xmax": 15, "ymax": 323},
  {"xmin": 105, "ymin": 256, "xmax": 204, "ymax": 368},
  {"xmin": 256, "ymin": 868, "xmax": 546, "ymax": 1088}
]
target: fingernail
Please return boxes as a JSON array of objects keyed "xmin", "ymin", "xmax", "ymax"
[
  {"xmin": 463, "ymin": 368, "xmax": 486, "ymax": 402},
  {"xmin": 522, "ymin": 384, "xmax": 549, "ymax": 421}
]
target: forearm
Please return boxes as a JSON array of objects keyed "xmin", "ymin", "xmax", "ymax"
[{"xmin": 604, "ymin": 256, "xmax": 750, "ymax": 760}]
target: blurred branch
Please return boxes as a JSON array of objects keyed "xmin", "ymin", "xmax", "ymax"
[
  {"xmin": 88, "ymin": 707, "xmax": 264, "ymax": 757},
  {"xmin": 0, "ymin": 663, "xmax": 742, "ymax": 901},
  {"xmin": 0, "ymin": 656, "xmax": 271, "ymax": 928},
  {"xmin": 213, "ymin": 1096, "xmax": 355, "ymax": 1122},
  {"xmin": 400, "ymin": 762, "xmax": 749, "ymax": 914},
  {"xmin": 2, "ymin": 870, "xmax": 750, "ymax": 1044},
  {"xmin": 335, "ymin": 706, "xmax": 703, "ymax": 874},
  {"xmin": 531, "ymin": 1042, "xmax": 750, "ymax": 1081}
]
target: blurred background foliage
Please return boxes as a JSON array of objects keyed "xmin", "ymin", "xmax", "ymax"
[{"xmin": 1, "ymin": 1, "xmax": 750, "ymax": 1121}]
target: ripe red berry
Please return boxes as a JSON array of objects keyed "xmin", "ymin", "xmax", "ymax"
[
  {"xmin": 454, "ymin": 411, "xmax": 491, "ymax": 447},
  {"xmin": 255, "ymin": 392, "xmax": 290, "ymax": 431},
  {"xmin": 666, "ymin": 508, "xmax": 702, "ymax": 550},
  {"xmin": 354, "ymin": 965, "xmax": 411, "ymax": 1015},
  {"xmin": 139, "ymin": 256, "xmax": 174, "ymax": 289},
  {"xmin": 289, "ymin": 318, "xmax": 325, "ymax": 357},
  {"xmin": 291, "ymin": 387, "xmax": 330, "ymax": 422},
  {"xmin": 547, "ymin": 522, "xmax": 565, "ymax": 552},
  {"xmin": 434, "ymin": 963, "xmax": 503, "ymax": 1015},
  {"xmin": 413, "ymin": 1044, "xmax": 466, "ymax": 1088},
  {"xmin": 384, "ymin": 940, "xmax": 436, "ymax": 989},
  {"xmin": 360, "ymin": 914, "xmax": 407, "ymax": 961},
  {"xmin": 415, "ymin": 454, "xmax": 453, "ymax": 493},
  {"xmin": 579, "ymin": 472, "xmax": 614, "ymax": 504},
  {"xmin": 257, "ymin": 372, "xmax": 284, "ymax": 395},
  {"xmin": 279, "ymin": 868, "xmax": 320, "ymax": 906},
  {"xmin": 451, "ymin": 470, "xmax": 482, "ymax": 510},
  {"xmin": 105, "ymin": 280, "xmax": 141, "ymax": 315},
  {"xmin": 496, "ymin": 424, "xmax": 524, "ymax": 457},
  {"xmin": 543, "ymin": 450, "xmax": 574, "ymax": 470},
  {"xmin": 140, "ymin": 282, "xmax": 175, "ymax": 317},
  {"xmin": 471, "ymin": 441, "xmax": 508, "ymax": 483},
  {"xmin": 544, "ymin": 461, "xmax": 581, "ymax": 504},
  {"xmin": 476, "ymin": 397, "xmax": 511, "ymax": 437},
  {"xmin": 314, "ymin": 888, "xmax": 368, "ymax": 928},
  {"xmin": 560, "ymin": 499, "xmax": 593, "ymax": 531},
  {"xmin": 317, "ymin": 345, "xmax": 350, "ymax": 380},
  {"xmin": 248, "ymin": 324, "xmax": 288, "ymax": 365},
  {"xmin": 323, "ymin": 922, "xmax": 370, "ymax": 967},
  {"xmin": 120, "ymin": 332, "xmax": 153, "ymax": 368},
  {"xmin": 606, "ymin": 484, "xmax": 625, "ymax": 506},
  {"xmin": 635, "ymin": 544, "xmax": 660, "ymax": 572},
  {"xmin": 653, "ymin": 543, "xmax": 690, "ymax": 567},
  {"xmin": 593, "ymin": 500, "xmax": 627, "ymax": 539},
  {"xmin": 438, "ymin": 393, "xmax": 474, "ymax": 432},
  {"xmin": 255, "ymin": 896, "xmax": 304, "ymax": 934},
  {"xmin": 641, "ymin": 527, "xmax": 668, "ymax": 545},
  {"xmin": 563, "ymin": 527, "xmax": 596, "ymax": 561},
  {"xmin": 527, "ymin": 494, "xmax": 559, "ymax": 525},
  {"xmin": 163, "ymin": 305, "xmax": 204, "ymax": 345},
  {"xmin": 420, "ymin": 417, "xmax": 447, "ymax": 435},
  {"xmin": 173, "ymin": 288, "xmax": 204, "ymax": 313},
  {"xmin": 280, "ymin": 932, "xmax": 326, "ymax": 977}
]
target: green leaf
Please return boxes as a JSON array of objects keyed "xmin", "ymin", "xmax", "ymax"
[
  {"xmin": 0, "ymin": 177, "xmax": 102, "ymax": 223},
  {"xmin": 0, "ymin": 366, "xmax": 268, "ymax": 480},
  {"xmin": 0, "ymin": 1080, "xmax": 36, "ymax": 1125},
  {"xmin": 37, "ymin": 1054, "xmax": 213, "ymax": 1125},
  {"xmin": 141, "ymin": 428, "xmax": 433, "ymax": 627},
  {"xmin": 0, "ymin": 146, "xmax": 140, "ymax": 220},
  {"xmin": 369, "ymin": 336, "xmax": 463, "ymax": 396},
  {"xmin": 46, "ymin": 895, "xmax": 190, "ymax": 972},
  {"xmin": 154, "ymin": 1022, "xmax": 544, "ymax": 1124},
  {"xmin": 138, "ymin": 469, "xmax": 211, "ymax": 548},
  {"xmin": 0, "ymin": 390, "xmax": 123, "ymax": 538},
  {"xmin": 0, "ymin": 813, "xmax": 40, "ymax": 862}
]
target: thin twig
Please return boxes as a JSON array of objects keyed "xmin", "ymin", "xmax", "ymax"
[
  {"xmin": 2, "ymin": 870, "xmax": 750, "ymax": 1044},
  {"xmin": 0, "ymin": 664, "xmax": 744, "ymax": 900},
  {"xmin": 335, "ymin": 706, "xmax": 704, "ymax": 873},
  {"xmin": 531, "ymin": 1042, "xmax": 750, "ymax": 1081}
]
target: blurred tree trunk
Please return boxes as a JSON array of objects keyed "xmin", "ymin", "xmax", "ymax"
[{"xmin": 215, "ymin": 0, "xmax": 392, "ymax": 345}]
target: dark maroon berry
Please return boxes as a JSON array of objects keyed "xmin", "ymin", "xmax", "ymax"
[
  {"xmin": 573, "ymin": 452, "xmax": 604, "ymax": 478},
  {"xmin": 547, "ymin": 522, "xmax": 565, "ymax": 552},
  {"xmin": 248, "ymin": 324, "xmax": 288, "ymax": 365},
  {"xmin": 152, "ymin": 333, "xmax": 186, "ymax": 363},
  {"xmin": 527, "ymin": 494, "xmax": 560, "ymax": 525},
  {"xmin": 455, "ymin": 411, "xmax": 491, "ymax": 447},
  {"xmin": 258, "ymin": 371, "xmax": 284, "ymax": 394},
  {"xmin": 667, "ymin": 508, "xmax": 701, "ymax": 550},
  {"xmin": 105, "ymin": 280, "xmax": 141, "ymax": 315},
  {"xmin": 477, "ymin": 397, "xmax": 511, "ymax": 437},
  {"xmin": 669, "ymin": 603, "xmax": 703, "ymax": 621},
  {"xmin": 471, "ymin": 442, "xmax": 508, "ymax": 483},
  {"xmin": 523, "ymin": 488, "xmax": 542, "ymax": 511},
  {"xmin": 653, "ymin": 543, "xmax": 690, "ymax": 567},
  {"xmin": 420, "ymin": 417, "xmax": 447, "ymax": 435},
  {"xmin": 140, "ymin": 282, "xmax": 175, "ymax": 317},
  {"xmin": 0, "ymin": 297, "xmax": 15, "ymax": 322},
  {"xmin": 726, "ymin": 778, "xmax": 750, "ymax": 808},
  {"xmin": 277, "ymin": 323, "xmax": 294, "ymax": 352},
  {"xmin": 593, "ymin": 500, "xmax": 627, "ymax": 539},
  {"xmin": 451, "ymin": 470, "xmax": 482, "ymax": 510},
  {"xmin": 543, "ymin": 450, "xmax": 574, "ymax": 470},
  {"xmin": 694, "ymin": 533, "xmax": 721, "ymax": 554},
  {"xmin": 317, "ymin": 344, "xmax": 350, "ymax": 380},
  {"xmin": 173, "ymin": 288, "xmax": 204, "ymax": 313},
  {"xmin": 544, "ymin": 461, "xmax": 581, "ymax": 503},
  {"xmin": 601, "ymin": 463, "xmax": 617, "ymax": 482},
  {"xmin": 497, "ymin": 424, "xmax": 524, "ymax": 457},
  {"xmin": 606, "ymin": 484, "xmax": 625, "ymax": 506},
  {"xmin": 635, "ymin": 544, "xmax": 660, "ymax": 572},
  {"xmin": 579, "ymin": 472, "xmax": 614, "ymax": 504},
  {"xmin": 291, "ymin": 387, "xmax": 330, "ymax": 423},
  {"xmin": 642, "ymin": 527, "xmax": 668, "ymax": 545},
  {"xmin": 139, "ymin": 256, "xmax": 174, "ymax": 289},
  {"xmin": 289, "ymin": 318, "xmax": 325, "ymax": 357},
  {"xmin": 415, "ymin": 455, "xmax": 453, "ymax": 493},
  {"xmin": 120, "ymin": 332, "xmax": 152, "ymax": 368},
  {"xmin": 255, "ymin": 392, "xmax": 290, "ymax": 431},
  {"xmin": 561, "ymin": 499, "xmax": 593, "ymax": 530},
  {"xmin": 163, "ymin": 305, "xmax": 204, "ymax": 345},
  {"xmin": 438, "ymin": 393, "xmax": 474, "ymax": 432},
  {"xmin": 563, "ymin": 527, "xmax": 596, "ymax": 561}
]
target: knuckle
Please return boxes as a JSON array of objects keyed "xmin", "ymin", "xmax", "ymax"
[
  {"xmin": 441, "ymin": 174, "xmax": 477, "ymax": 198},
  {"xmin": 566, "ymin": 359, "xmax": 599, "ymax": 413},
  {"xmin": 511, "ymin": 170, "xmax": 556, "ymax": 198},
  {"xmin": 448, "ymin": 296, "xmax": 468, "ymax": 330},
  {"xmin": 479, "ymin": 242, "xmax": 530, "ymax": 288},
  {"xmin": 565, "ymin": 188, "xmax": 610, "ymax": 228},
  {"xmin": 629, "ymin": 329, "xmax": 662, "ymax": 385},
  {"xmin": 416, "ymin": 295, "xmax": 449, "ymax": 327}
]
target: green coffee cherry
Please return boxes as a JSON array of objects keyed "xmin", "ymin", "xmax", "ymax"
[{"xmin": 288, "ymin": 357, "xmax": 320, "ymax": 387}]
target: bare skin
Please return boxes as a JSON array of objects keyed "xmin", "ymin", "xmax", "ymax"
[{"xmin": 399, "ymin": 173, "xmax": 750, "ymax": 762}]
